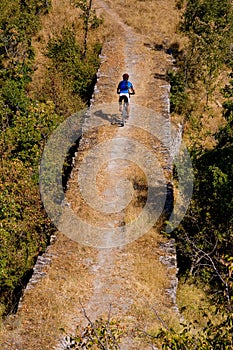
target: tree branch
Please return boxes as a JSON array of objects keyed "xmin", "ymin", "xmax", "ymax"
[{"xmin": 79, "ymin": 299, "xmax": 108, "ymax": 350}]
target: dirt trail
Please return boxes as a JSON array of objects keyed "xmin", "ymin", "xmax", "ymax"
[
  {"xmin": 93, "ymin": 0, "xmax": 171, "ymax": 111},
  {"xmin": 1, "ymin": 2, "xmax": 179, "ymax": 349}
]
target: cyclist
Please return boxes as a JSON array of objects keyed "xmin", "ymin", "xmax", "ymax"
[{"xmin": 117, "ymin": 73, "xmax": 135, "ymax": 117}]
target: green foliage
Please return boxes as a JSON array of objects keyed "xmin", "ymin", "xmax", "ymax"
[
  {"xmin": 46, "ymin": 27, "xmax": 101, "ymax": 103},
  {"xmin": 0, "ymin": 158, "xmax": 53, "ymax": 313},
  {"xmin": 218, "ymin": 72, "xmax": 233, "ymax": 147},
  {"xmin": 181, "ymin": 0, "xmax": 233, "ymax": 35},
  {"xmin": 175, "ymin": 149, "xmax": 232, "ymax": 297},
  {"xmin": 11, "ymin": 102, "xmax": 64, "ymax": 164},
  {"xmin": 0, "ymin": 102, "xmax": 62, "ymax": 313},
  {"xmin": 172, "ymin": 68, "xmax": 233, "ymax": 309},
  {"xmin": 155, "ymin": 313, "xmax": 233, "ymax": 349},
  {"xmin": 63, "ymin": 318, "xmax": 125, "ymax": 349},
  {"xmin": 171, "ymin": 0, "xmax": 233, "ymax": 112},
  {"xmin": 167, "ymin": 70, "xmax": 188, "ymax": 114},
  {"xmin": 0, "ymin": 99, "xmax": 64, "ymax": 315},
  {"xmin": 175, "ymin": 0, "xmax": 185, "ymax": 10},
  {"xmin": 73, "ymin": 0, "xmax": 103, "ymax": 30},
  {"xmin": 169, "ymin": 3, "xmax": 233, "ymax": 310},
  {"xmin": 62, "ymin": 312, "xmax": 233, "ymax": 349},
  {"xmin": 0, "ymin": 0, "xmax": 50, "ymax": 117},
  {"xmin": 0, "ymin": 0, "xmax": 50, "ymax": 64}
]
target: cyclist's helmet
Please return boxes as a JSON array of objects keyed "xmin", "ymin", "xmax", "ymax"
[{"xmin": 123, "ymin": 73, "xmax": 129, "ymax": 80}]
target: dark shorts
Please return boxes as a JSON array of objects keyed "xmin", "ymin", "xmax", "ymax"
[{"xmin": 119, "ymin": 94, "xmax": 129, "ymax": 104}]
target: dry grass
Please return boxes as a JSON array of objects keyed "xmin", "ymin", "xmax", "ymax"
[
  {"xmin": 105, "ymin": 0, "xmax": 182, "ymax": 44},
  {"xmin": 102, "ymin": 0, "xmax": 226, "ymax": 152},
  {"xmin": 29, "ymin": 0, "xmax": 114, "ymax": 110},
  {"xmin": 182, "ymin": 90, "xmax": 226, "ymax": 150},
  {"xmin": 28, "ymin": 0, "xmax": 86, "ymax": 116},
  {"xmin": 130, "ymin": 230, "xmax": 175, "ymax": 323},
  {"xmin": 187, "ymin": 72, "xmax": 228, "ymax": 150},
  {"xmin": 0, "ymin": 232, "xmax": 96, "ymax": 350},
  {"xmin": 177, "ymin": 281, "xmax": 221, "ymax": 329}
]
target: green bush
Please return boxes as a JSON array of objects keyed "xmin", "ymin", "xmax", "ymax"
[
  {"xmin": 46, "ymin": 27, "xmax": 101, "ymax": 103},
  {"xmin": 155, "ymin": 313, "xmax": 233, "ymax": 349},
  {"xmin": 63, "ymin": 318, "xmax": 125, "ymax": 349}
]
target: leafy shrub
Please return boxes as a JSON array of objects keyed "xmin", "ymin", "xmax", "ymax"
[
  {"xmin": 167, "ymin": 70, "xmax": 188, "ymax": 114},
  {"xmin": 171, "ymin": 0, "xmax": 233, "ymax": 108},
  {"xmin": 46, "ymin": 27, "xmax": 101, "ymax": 104},
  {"xmin": 63, "ymin": 318, "xmax": 125, "ymax": 349},
  {"xmin": 155, "ymin": 313, "xmax": 233, "ymax": 349}
]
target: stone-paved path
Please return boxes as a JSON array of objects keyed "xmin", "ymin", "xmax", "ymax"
[{"xmin": 59, "ymin": 0, "xmax": 178, "ymax": 348}]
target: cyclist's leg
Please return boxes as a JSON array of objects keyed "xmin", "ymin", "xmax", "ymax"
[
  {"xmin": 122, "ymin": 96, "xmax": 128, "ymax": 119},
  {"xmin": 124, "ymin": 95, "xmax": 130, "ymax": 117},
  {"xmin": 119, "ymin": 95, "xmax": 123, "ymax": 112},
  {"xmin": 118, "ymin": 95, "xmax": 129, "ymax": 125},
  {"xmin": 126, "ymin": 102, "xmax": 130, "ymax": 117}
]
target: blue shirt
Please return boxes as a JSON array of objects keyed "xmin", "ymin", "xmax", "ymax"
[{"xmin": 118, "ymin": 80, "xmax": 134, "ymax": 94}]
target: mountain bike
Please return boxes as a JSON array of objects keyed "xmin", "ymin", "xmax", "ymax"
[
  {"xmin": 119, "ymin": 92, "xmax": 134, "ymax": 127},
  {"xmin": 119, "ymin": 100, "xmax": 128, "ymax": 127}
]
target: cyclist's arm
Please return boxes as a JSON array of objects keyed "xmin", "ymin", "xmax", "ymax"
[
  {"xmin": 128, "ymin": 82, "xmax": 135, "ymax": 95},
  {"xmin": 129, "ymin": 87, "xmax": 135, "ymax": 95}
]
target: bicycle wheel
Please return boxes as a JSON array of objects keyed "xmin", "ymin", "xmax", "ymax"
[{"xmin": 121, "ymin": 102, "xmax": 127, "ymax": 126}]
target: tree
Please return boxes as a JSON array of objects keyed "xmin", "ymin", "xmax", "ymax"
[
  {"xmin": 180, "ymin": 0, "xmax": 233, "ymax": 105},
  {"xmin": 71, "ymin": 0, "xmax": 102, "ymax": 57}
]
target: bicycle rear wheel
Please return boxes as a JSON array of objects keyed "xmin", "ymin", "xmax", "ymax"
[{"xmin": 121, "ymin": 102, "xmax": 128, "ymax": 126}]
